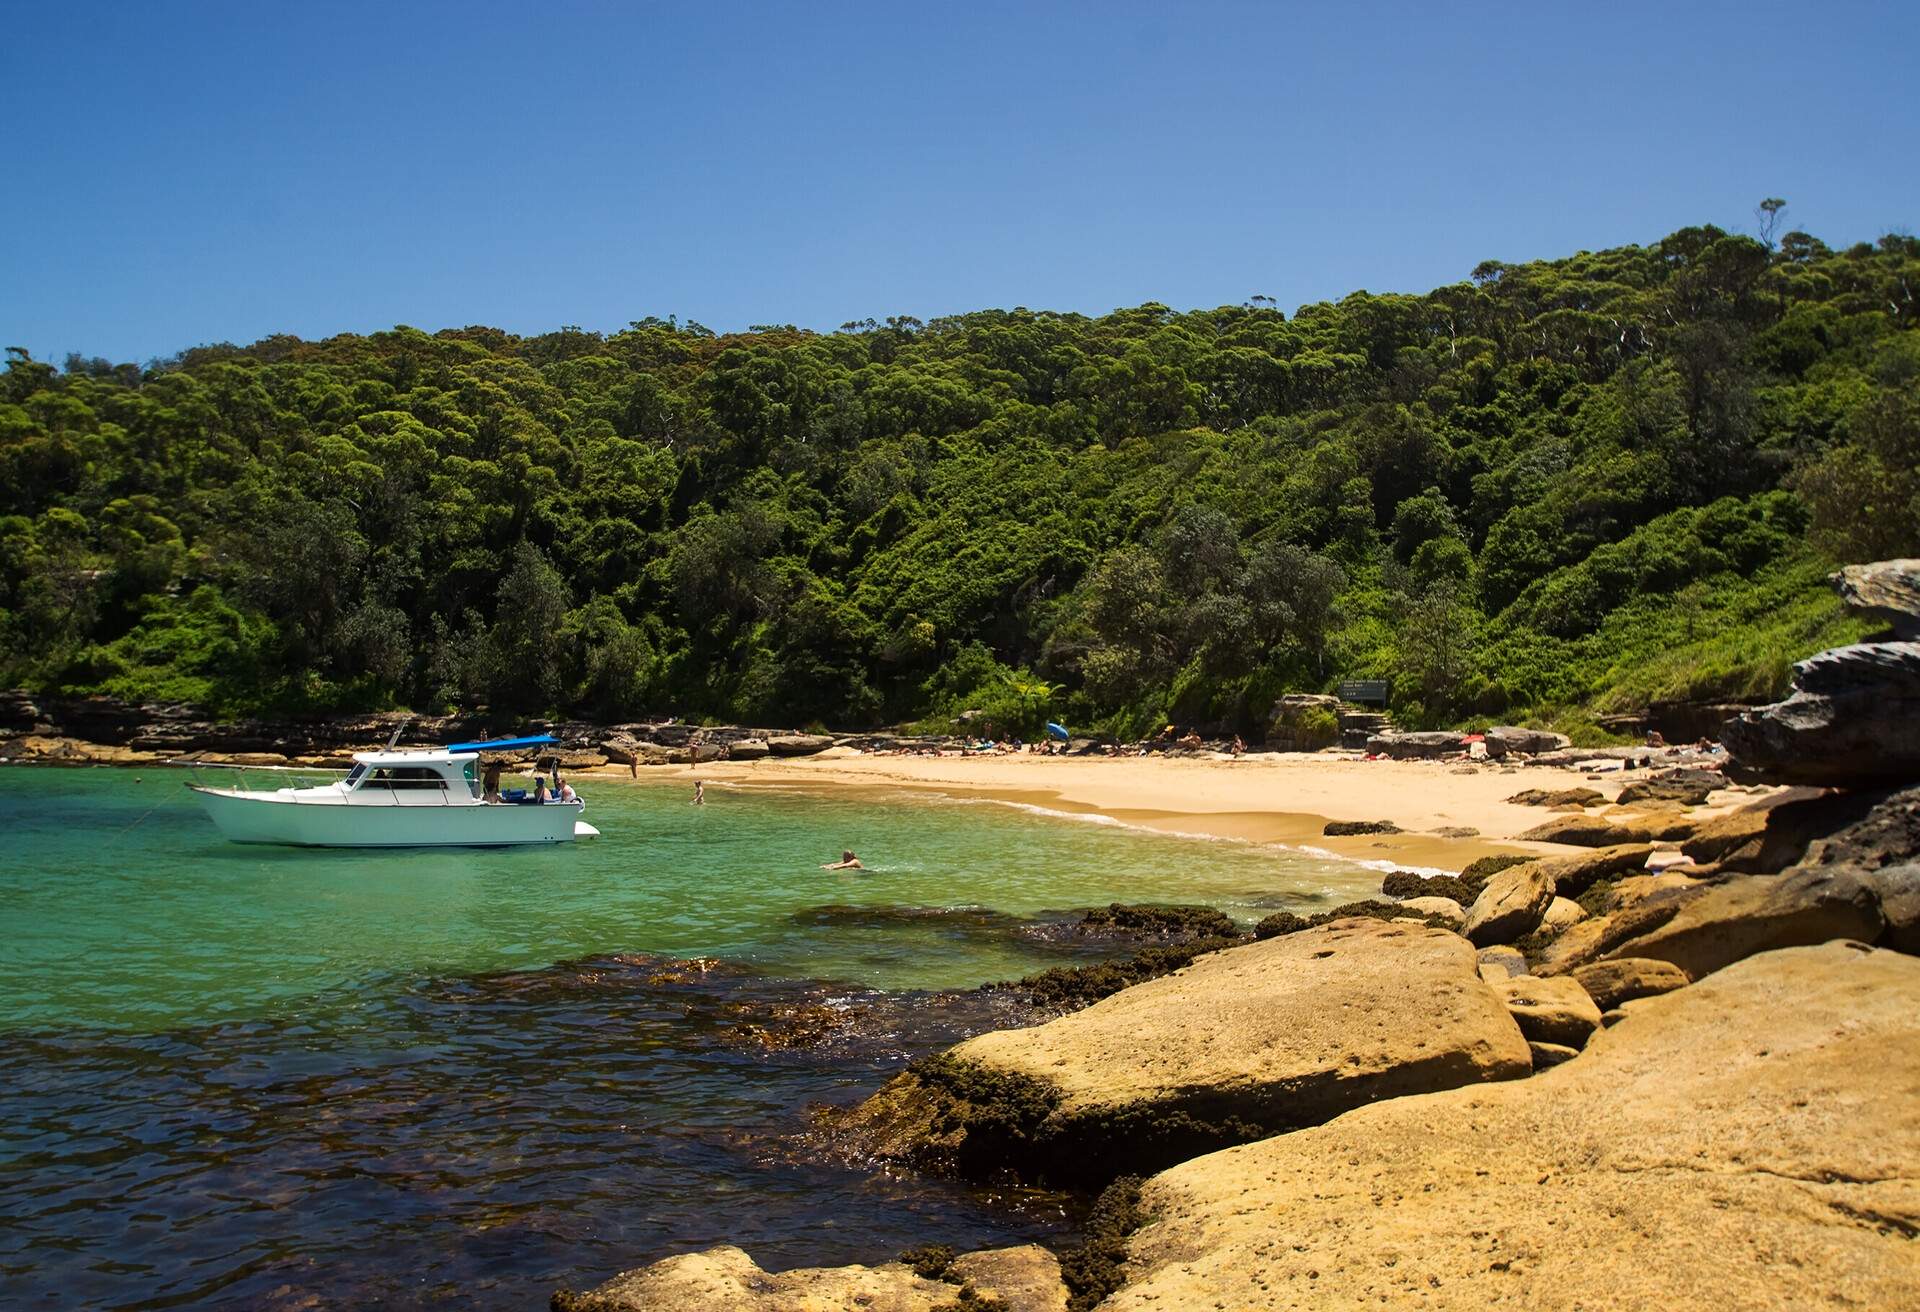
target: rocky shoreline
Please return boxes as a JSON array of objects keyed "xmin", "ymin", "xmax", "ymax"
[{"xmin": 551, "ymin": 560, "xmax": 1920, "ymax": 1310}]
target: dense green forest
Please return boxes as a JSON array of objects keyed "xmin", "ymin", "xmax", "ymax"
[{"xmin": 3, "ymin": 219, "xmax": 1915, "ymax": 739}]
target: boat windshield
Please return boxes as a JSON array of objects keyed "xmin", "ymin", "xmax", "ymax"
[{"xmin": 343, "ymin": 764, "xmax": 367, "ymax": 788}]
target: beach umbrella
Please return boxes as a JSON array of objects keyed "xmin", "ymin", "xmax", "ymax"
[{"xmin": 1045, "ymin": 721, "xmax": 1070, "ymax": 741}]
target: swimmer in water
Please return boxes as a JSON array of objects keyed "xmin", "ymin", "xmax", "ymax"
[{"xmin": 820, "ymin": 849, "xmax": 863, "ymax": 871}]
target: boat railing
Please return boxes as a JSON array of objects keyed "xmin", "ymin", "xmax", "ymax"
[
  {"xmin": 167, "ymin": 759, "xmax": 346, "ymax": 802},
  {"xmin": 167, "ymin": 760, "xmax": 574, "ymax": 807}
]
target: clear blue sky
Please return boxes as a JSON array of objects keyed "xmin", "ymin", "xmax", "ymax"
[{"xmin": 4, "ymin": 1, "xmax": 1915, "ymax": 365}]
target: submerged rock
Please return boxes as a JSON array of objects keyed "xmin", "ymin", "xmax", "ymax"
[
  {"xmin": 830, "ymin": 920, "xmax": 1528, "ymax": 1185},
  {"xmin": 1722, "ymin": 642, "xmax": 1920, "ymax": 786},
  {"xmin": 1101, "ymin": 943, "xmax": 1920, "ymax": 1311}
]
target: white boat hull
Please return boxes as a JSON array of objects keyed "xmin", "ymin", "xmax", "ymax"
[{"xmin": 188, "ymin": 786, "xmax": 588, "ymax": 847}]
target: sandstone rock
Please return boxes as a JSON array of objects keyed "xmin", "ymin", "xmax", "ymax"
[
  {"xmin": 1524, "ymin": 842, "xmax": 1658, "ymax": 899},
  {"xmin": 949, "ymin": 1245, "xmax": 1069, "ymax": 1312},
  {"xmin": 1721, "ymin": 641, "xmax": 1920, "ymax": 786},
  {"xmin": 767, "ymin": 734, "xmax": 835, "ymax": 756},
  {"xmin": 1794, "ymin": 783, "xmax": 1920, "ymax": 872},
  {"xmin": 1832, "ymin": 557, "xmax": 1920, "ymax": 638},
  {"xmin": 1482, "ymin": 725, "xmax": 1572, "ymax": 758},
  {"xmin": 1475, "ymin": 944, "xmax": 1528, "ymax": 979},
  {"xmin": 1102, "ymin": 944, "xmax": 1920, "ymax": 1312},
  {"xmin": 1364, "ymin": 730, "xmax": 1464, "ymax": 759},
  {"xmin": 1493, "ymin": 973, "xmax": 1602, "ymax": 1047},
  {"xmin": 1616, "ymin": 767, "xmax": 1723, "ymax": 807},
  {"xmin": 1866, "ymin": 862, "xmax": 1920, "ymax": 954},
  {"xmin": 1463, "ymin": 864, "xmax": 1555, "ymax": 945},
  {"xmin": 1602, "ymin": 865, "xmax": 1885, "ymax": 982},
  {"xmin": 1267, "ymin": 693, "xmax": 1342, "ymax": 752},
  {"xmin": 1322, "ymin": 818, "xmax": 1400, "ymax": 836},
  {"xmin": 835, "ymin": 920, "xmax": 1529, "ymax": 1183},
  {"xmin": 553, "ymin": 1243, "xmax": 1068, "ymax": 1312},
  {"xmin": 1539, "ymin": 896, "xmax": 1586, "ymax": 933},
  {"xmin": 1505, "ymin": 786, "xmax": 1605, "ymax": 807},
  {"xmin": 1672, "ymin": 790, "xmax": 1892, "ymax": 873},
  {"xmin": 1516, "ymin": 813, "xmax": 1657, "ymax": 846},
  {"xmin": 1588, "ymin": 872, "xmax": 1706, "ymax": 915},
  {"xmin": 1570, "ymin": 957, "xmax": 1691, "ymax": 1010},
  {"xmin": 1527, "ymin": 1041, "xmax": 1579, "ymax": 1068},
  {"xmin": 1396, "ymin": 895, "xmax": 1466, "ymax": 928},
  {"xmin": 726, "ymin": 738, "xmax": 770, "ymax": 760}
]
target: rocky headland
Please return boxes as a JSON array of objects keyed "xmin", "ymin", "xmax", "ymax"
[{"xmin": 553, "ymin": 559, "xmax": 1920, "ymax": 1310}]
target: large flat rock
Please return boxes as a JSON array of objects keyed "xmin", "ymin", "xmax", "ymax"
[
  {"xmin": 1102, "ymin": 943, "xmax": 1920, "ymax": 1310},
  {"xmin": 1602, "ymin": 865, "xmax": 1886, "ymax": 981},
  {"xmin": 837, "ymin": 920, "xmax": 1530, "ymax": 1182}
]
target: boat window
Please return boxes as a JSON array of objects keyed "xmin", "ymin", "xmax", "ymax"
[{"xmin": 343, "ymin": 765, "xmax": 367, "ymax": 788}]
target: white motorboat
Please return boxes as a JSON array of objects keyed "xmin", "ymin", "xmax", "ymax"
[{"xmin": 182, "ymin": 734, "xmax": 599, "ymax": 848}]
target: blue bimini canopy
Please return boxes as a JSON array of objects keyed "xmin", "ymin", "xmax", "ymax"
[{"xmin": 445, "ymin": 733, "xmax": 558, "ymax": 754}]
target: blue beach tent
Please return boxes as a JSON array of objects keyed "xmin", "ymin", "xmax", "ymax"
[{"xmin": 1045, "ymin": 722, "xmax": 1070, "ymax": 741}]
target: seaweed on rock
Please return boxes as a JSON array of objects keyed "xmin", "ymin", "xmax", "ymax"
[{"xmin": 1058, "ymin": 1175, "xmax": 1148, "ymax": 1312}]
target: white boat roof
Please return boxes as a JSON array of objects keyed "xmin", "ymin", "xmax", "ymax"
[{"xmin": 350, "ymin": 749, "xmax": 479, "ymax": 766}]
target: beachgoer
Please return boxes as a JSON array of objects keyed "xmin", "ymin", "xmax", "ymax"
[
  {"xmin": 1230, "ymin": 734, "xmax": 1245, "ymax": 758},
  {"xmin": 1646, "ymin": 729, "xmax": 1667, "ymax": 748},
  {"xmin": 693, "ymin": 779, "xmax": 705, "ymax": 806},
  {"xmin": 821, "ymin": 849, "xmax": 863, "ymax": 871}
]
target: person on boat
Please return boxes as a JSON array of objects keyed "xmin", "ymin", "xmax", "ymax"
[
  {"xmin": 821, "ymin": 849, "xmax": 863, "ymax": 871},
  {"xmin": 481, "ymin": 760, "xmax": 504, "ymax": 803},
  {"xmin": 557, "ymin": 777, "xmax": 577, "ymax": 803},
  {"xmin": 532, "ymin": 775, "xmax": 550, "ymax": 803}
]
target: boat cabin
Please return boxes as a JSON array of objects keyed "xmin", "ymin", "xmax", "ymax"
[{"xmin": 342, "ymin": 750, "xmax": 481, "ymax": 801}]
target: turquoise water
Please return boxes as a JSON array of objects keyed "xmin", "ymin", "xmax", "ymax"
[
  {"xmin": 1, "ymin": 767, "xmax": 1379, "ymax": 1032},
  {"xmin": 0, "ymin": 764, "xmax": 1383, "ymax": 1309}
]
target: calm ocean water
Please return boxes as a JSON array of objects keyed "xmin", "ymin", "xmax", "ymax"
[{"xmin": 0, "ymin": 766, "xmax": 1380, "ymax": 1309}]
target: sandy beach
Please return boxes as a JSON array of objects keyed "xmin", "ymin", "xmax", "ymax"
[{"xmin": 639, "ymin": 750, "xmax": 1697, "ymax": 872}]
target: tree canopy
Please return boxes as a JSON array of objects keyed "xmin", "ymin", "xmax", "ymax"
[{"xmin": 3, "ymin": 218, "xmax": 1913, "ymax": 737}]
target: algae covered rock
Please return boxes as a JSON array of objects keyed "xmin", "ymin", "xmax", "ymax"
[
  {"xmin": 1396, "ymin": 895, "xmax": 1466, "ymax": 928},
  {"xmin": 833, "ymin": 920, "xmax": 1528, "ymax": 1184},
  {"xmin": 1101, "ymin": 943, "xmax": 1920, "ymax": 1311}
]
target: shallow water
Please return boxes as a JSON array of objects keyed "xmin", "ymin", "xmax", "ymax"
[{"xmin": 0, "ymin": 766, "xmax": 1382, "ymax": 1308}]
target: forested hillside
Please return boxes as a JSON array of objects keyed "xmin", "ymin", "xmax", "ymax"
[{"xmin": 3, "ymin": 221, "xmax": 1915, "ymax": 738}]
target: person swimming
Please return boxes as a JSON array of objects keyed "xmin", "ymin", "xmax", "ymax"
[{"xmin": 820, "ymin": 849, "xmax": 863, "ymax": 871}]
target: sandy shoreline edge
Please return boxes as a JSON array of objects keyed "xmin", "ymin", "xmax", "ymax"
[{"xmin": 614, "ymin": 752, "xmax": 1717, "ymax": 873}]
